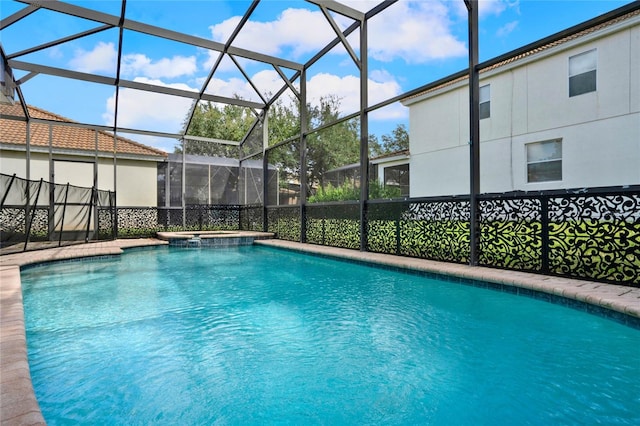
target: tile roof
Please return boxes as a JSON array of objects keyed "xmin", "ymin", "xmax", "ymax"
[
  {"xmin": 0, "ymin": 103, "xmax": 167, "ymax": 158},
  {"xmin": 403, "ymin": 7, "xmax": 640, "ymax": 102}
]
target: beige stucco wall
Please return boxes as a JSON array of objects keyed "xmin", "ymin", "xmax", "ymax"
[
  {"xmin": 0, "ymin": 149, "xmax": 161, "ymax": 207},
  {"xmin": 114, "ymin": 159, "xmax": 158, "ymax": 207}
]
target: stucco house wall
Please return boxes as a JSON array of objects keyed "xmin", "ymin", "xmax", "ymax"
[
  {"xmin": 404, "ymin": 10, "xmax": 639, "ymax": 197},
  {"xmin": 0, "ymin": 103, "xmax": 167, "ymax": 207}
]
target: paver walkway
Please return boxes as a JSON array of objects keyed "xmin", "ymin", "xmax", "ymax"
[{"xmin": 1, "ymin": 237, "xmax": 638, "ymax": 425}]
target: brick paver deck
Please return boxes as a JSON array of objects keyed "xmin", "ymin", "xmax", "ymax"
[{"xmin": 1, "ymin": 237, "xmax": 638, "ymax": 424}]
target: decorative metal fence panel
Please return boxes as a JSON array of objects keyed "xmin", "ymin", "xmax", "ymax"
[
  {"xmin": 478, "ymin": 196, "xmax": 542, "ymax": 271},
  {"xmin": 267, "ymin": 205, "xmax": 301, "ymax": 242},
  {"xmin": 240, "ymin": 205, "xmax": 263, "ymax": 231},
  {"xmin": 4, "ymin": 170, "xmax": 637, "ymax": 286},
  {"xmin": 115, "ymin": 206, "xmax": 243, "ymax": 237},
  {"xmin": 184, "ymin": 205, "xmax": 240, "ymax": 230},
  {"xmin": 367, "ymin": 198, "xmax": 471, "ymax": 263},
  {"xmin": 306, "ymin": 186, "xmax": 639, "ymax": 286},
  {"xmin": 116, "ymin": 207, "xmax": 162, "ymax": 237},
  {"xmin": 306, "ymin": 203, "xmax": 360, "ymax": 249},
  {"xmin": 547, "ymin": 191, "xmax": 640, "ymax": 284}
]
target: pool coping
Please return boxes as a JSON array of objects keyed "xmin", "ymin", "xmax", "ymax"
[
  {"xmin": 1, "ymin": 237, "xmax": 639, "ymax": 424},
  {"xmin": 0, "ymin": 238, "xmax": 166, "ymax": 425}
]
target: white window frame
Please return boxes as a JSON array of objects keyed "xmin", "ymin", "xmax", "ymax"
[
  {"xmin": 526, "ymin": 139, "xmax": 563, "ymax": 183},
  {"xmin": 569, "ymin": 49, "xmax": 597, "ymax": 97},
  {"xmin": 479, "ymin": 84, "xmax": 490, "ymax": 119}
]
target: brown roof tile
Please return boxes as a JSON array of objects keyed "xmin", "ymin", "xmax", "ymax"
[{"xmin": 0, "ymin": 103, "xmax": 167, "ymax": 158}]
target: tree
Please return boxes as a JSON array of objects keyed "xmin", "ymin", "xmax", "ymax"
[
  {"xmin": 178, "ymin": 100, "xmax": 257, "ymax": 157},
  {"xmin": 369, "ymin": 123, "xmax": 409, "ymax": 158},
  {"xmin": 179, "ymin": 94, "xmax": 383, "ymax": 200},
  {"xmin": 306, "ymin": 95, "xmax": 359, "ymax": 192}
]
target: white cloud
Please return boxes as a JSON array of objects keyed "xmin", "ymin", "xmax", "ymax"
[
  {"xmin": 121, "ymin": 54, "xmax": 197, "ymax": 79},
  {"xmin": 368, "ymin": 1, "xmax": 466, "ymax": 63},
  {"xmin": 205, "ymin": 68, "xmax": 292, "ymax": 101},
  {"xmin": 306, "ymin": 72, "xmax": 403, "ymax": 117},
  {"xmin": 452, "ymin": 0, "xmax": 516, "ymax": 17},
  {"xmin": 69, "ymin": 41, "xmax": 117, "ymax": 73},
  {"xmin": 369, "ymin": 69, "xmax": 396, "ymax": 84},
  {"xmin": 99, "ymin": 63, "xmax": 403, "ymax": 149},
  {"xmin": 120, "ymin": 133, "xmax": 178, "ymax": 153},
  {"xmin": 209, "ymin": 8, "xmax": 350, "ymax": 59},
  {"xmin": 207, "ymin": 1, "xmax": 518, "ymax": 67},
  {"xmin": 497, "ymin": 20, "xmax": 519, "ymax": 37},
  {"xmin": 103, "ymin": 77, "xmax": 195, "ymax": 134},
  {"xmin": 68, "ymin": 41, "xmax": 196, "ymax": 79},
  {"xmin": 479, "ymin": 0, "xmax": 513, "ymax": 17}
]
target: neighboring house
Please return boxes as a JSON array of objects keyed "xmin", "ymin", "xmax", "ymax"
[
  {"xmin": 158, "ymin": 153, "xmax": 277, "ymax": 206},
  {"xmin": 0, "ymin": 103, "xmax": 167, "ymax": 206},
  {"xmin": 402, "ymin": 6, "xmax": 639, "ymax": 196},
  {"xmin": 322, "ymin": 149, "xmax": 410, "ymax": 199},
  {"xmin": 370, "ymin": 149, "xmax": 410, "ymax": 197}
]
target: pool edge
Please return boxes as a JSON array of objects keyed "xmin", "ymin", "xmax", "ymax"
[
  {"xmin": 254, "ymin": 239, "xmax": 640, "ymax": 324},
  {"xmin": 2, "ymin": 237, "xmax": 639, "ymax": 424},
  {"xmin": 0, "ymin": 238, "xmax": 167, "ymax": 425}
]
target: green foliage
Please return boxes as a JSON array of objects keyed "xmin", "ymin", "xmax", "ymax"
[
  {"xmin": 180, "ymin": 94, "xmax": 411, "ymax": 204},
  {"xmin": 305, "ymin": 95, "xmax": 360, "ymax": 194},
  {"xmin": 369, "ymin": 123, "xmax": 409, "ymax": 158},
  {"xmin": 180, "ymin": 100, "xmax": 256, "ymax": 157},
  {"xmin": 369, "ymin": 180, "xmax": 402, "ymax": 200},
  {"xmin": 268, "ymin": 96, "xmax": 301, "ymax": 146},
  {"xmin": 308, "ymin": 180, "xmax": 402, "ymax": 203},
  {"xmin": 308, "ymin": 182, "xmax": 360, "ymax": 203}
]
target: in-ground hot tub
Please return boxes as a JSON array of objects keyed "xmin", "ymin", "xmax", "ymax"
[{"xmin": 156, "ymin": 230, "xmax": 274, "ymax": 247}]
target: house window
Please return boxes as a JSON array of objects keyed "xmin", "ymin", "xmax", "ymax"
[
  {"xmin": 526, "ymin": 140, "xmax": 562, "ymax": 183},
  {"xmin": 569, "ymin": 49, "xmax": 596, "ymax": 97},
  {"xmin": 479, "ymin": 84, "xmax": 490, "ymax": 119},
  {"xmin": 383, "ymin": 163, "xmax": 409, "ymax": 196}
]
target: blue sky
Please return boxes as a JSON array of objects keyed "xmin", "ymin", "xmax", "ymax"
[{"xmin": 1, "ymin": 0, "xmax": 634, "ymax": 152}]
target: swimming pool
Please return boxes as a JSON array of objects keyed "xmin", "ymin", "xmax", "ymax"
[{"xmin": 21, "ymin": 245, "xmax": 640, "ymax": 425}]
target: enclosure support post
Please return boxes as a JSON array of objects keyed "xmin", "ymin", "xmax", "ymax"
[
  {"xmin": 24, "ymin": 178, "xmax": 43, "ymax": 251},
  {"xmin": 111, "ymin": 191, "xmax": 117, "ymax": 240},
  {"xmin": 262, "ymin": 110, "xmax": 269, "ymax": 232},
  {"xmin": 182, "ymin": 139, "xmax": 186, "ymax": 229},
  {"xmin": 94, "ymin": 130, "xmax": 99, "ymax": 239},
  {"xmin": 359, "ymin": 18, "xmax": 369, "ymax": 252},
  {"xmin": 466, "ymin": 0, "xmax": 480, "ymax": 266},
  {"xmin": 25, "ymin": 122, "xmax": 31, "ymax": 229},
  {"xmin": 58, "ymin": 183, "xmax": 69, "ymax": 247},
  {"xmin": 262, "ymin": 152, "xmax": 269, "ymax": 232},
  {"xmin": 300, "ymin": 67, "xmax": 308, "ymax": 243},
  {"xmin": 48, "ymin": 123, "xmax": 54, "ymax": 241},
  {"xmin": 85, "ymin": 187, "xmax": 96, "ymax": 242}
]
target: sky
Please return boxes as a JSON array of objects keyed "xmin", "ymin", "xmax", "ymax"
[{"xmin": 0, "ymin": 0, "xmax": 634, "ymax": 152}]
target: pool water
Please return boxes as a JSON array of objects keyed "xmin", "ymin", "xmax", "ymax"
[{"xmin": 21, "ymin": 246, "xmax": 640, "ymax": 425}]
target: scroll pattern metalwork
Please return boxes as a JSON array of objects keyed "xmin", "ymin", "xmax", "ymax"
[
  {"xmin": 400, "ymin": 200, "xmax": 470, "ymax": 263},
  {"xmin": 478, "ymin": 198, "xmax": 542, "ymax": 271},
  {"xmin": 267, "ymin": 206, "xmax": 300, "ymax": 241},
  {"xmin": 241, "ymin": 205, "xmax": 263, "ymax": 231},
  {"xmin": 367, "ymin": 220, "xmax": 398, "ymax": 254},
  {"xmin": 98, "ymin": 208, "xmax": 115, "ymax": 239},
  {"xmin": 1, "ymin": 207, "xmax": 26, "ymax": 235},
  {"xmin": 548, "ymin": 194, "xmax": 640, "ymax": 285},
  {"xmin": 366, "ymin": 200, "xmax": 471, "ymax": 262},
  {"xmin": 184, "ymin": 205, "xmax": 240, "ymax": 230},
  {"xmin": 306, "ymin": 204, "xmax": 360, "ymax": 249},
  {"xmin": 117, "ymin": 208, "xmax": 161, "ymax": 237}
]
